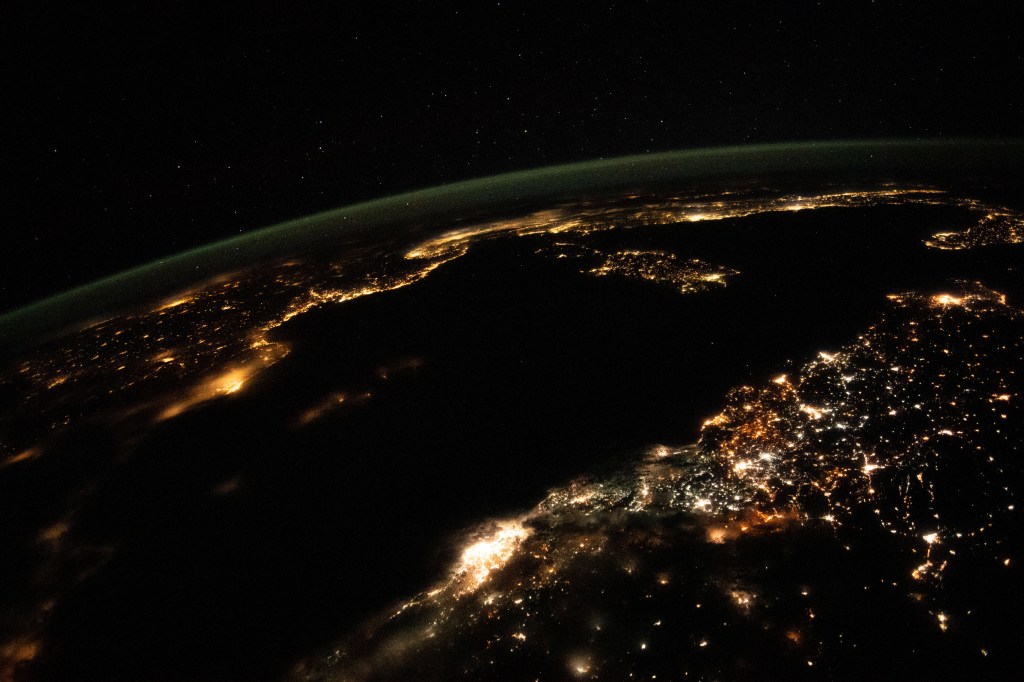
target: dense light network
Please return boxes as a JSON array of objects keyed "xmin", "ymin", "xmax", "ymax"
[
  {"xmin": 299, "ymin": 281, "xmax": 1022, "ymax": 680},
  {"xmin": 0, "ymin": 184, "xmax": 1021, "ymax": 678}
]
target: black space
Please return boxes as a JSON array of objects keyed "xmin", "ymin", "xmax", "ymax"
[{"xmin": 6, "ymin": 1, "xmax": 1023, "ymax": 314}]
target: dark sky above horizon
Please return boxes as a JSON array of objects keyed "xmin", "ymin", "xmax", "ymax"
[{"xmin": 6, "ymin": 1, "xmax": 1022, "ymax": 315}]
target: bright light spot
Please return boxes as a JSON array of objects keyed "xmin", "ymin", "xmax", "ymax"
[
  {"xmin": 157, "ymin": 297, "xmax": 191, "ymax": 310},
  {"xmin": 568, "ymin": 654, "xmax": 593, "ymax": 676},
  {"xmin": 454, "ymin": 520, "xmax": 530, "ymax": 593},
  {"xmin": 912, "ymin": 561, "xmax": 933, "ymax": 580},
  {"xmin": 216, "ymin": 369, "xmax": 249, "ymax": 394},
  {"xmin": 730, "ymin": 589, "xmax": 755, "ymax": 608},
  {"xmin": 800, "ymin": 404, "xmax": 825, "ymax": 420},
  {"xmin": 923, "ymin": 532, "xmax": 940, "ymax": 544},
  {"xmin": 932, "ymin": 294, "xmax": 963, "ymax": 307},
  {"xmin": 702, "ymin": 414, "xmax": 728, "ymax": 427},
  {"xmin": 157, "ymin": 353, "xmax": 289, "ymax": 422},
  {"xmin": 706, "ymin": 526, "xmax": 730, "ymax": 544},
  {"xmin": 2, "ymin": 447, "xmax": 42, "ymax": 469},
  {"xmin": 650, "ymin": 444, "xmax": 672, "ymax": 459},
  {"xmin": 569, "ymin": 491, "xmax": 595, "ymax": 505}
]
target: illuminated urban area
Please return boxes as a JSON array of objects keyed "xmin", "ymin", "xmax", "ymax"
[
  {"xmin": 1, "ymin": 185, "xmax": 1021, "ymax": 679},
  {"xmin": 301, "ymin": 280, "xmax": 1022, "ymax": 680}
]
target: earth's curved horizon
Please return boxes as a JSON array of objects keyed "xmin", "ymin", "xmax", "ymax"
[
  {"xmin": 1, "ymin": 138, "xmax": 1023, "ymax": 681},
  {"xmin": 2, "ymin": 138, "xmax": 1020, "ymax": 354}
]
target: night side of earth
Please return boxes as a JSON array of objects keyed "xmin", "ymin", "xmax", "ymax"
[{"xmin": 1, "ymin": 141, "xmax": 1023, "ymax": 681}]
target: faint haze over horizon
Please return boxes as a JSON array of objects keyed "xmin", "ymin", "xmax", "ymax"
[{"xmin": 6, "ymin": 2, "xmax": 1021, "ymax": 313}]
